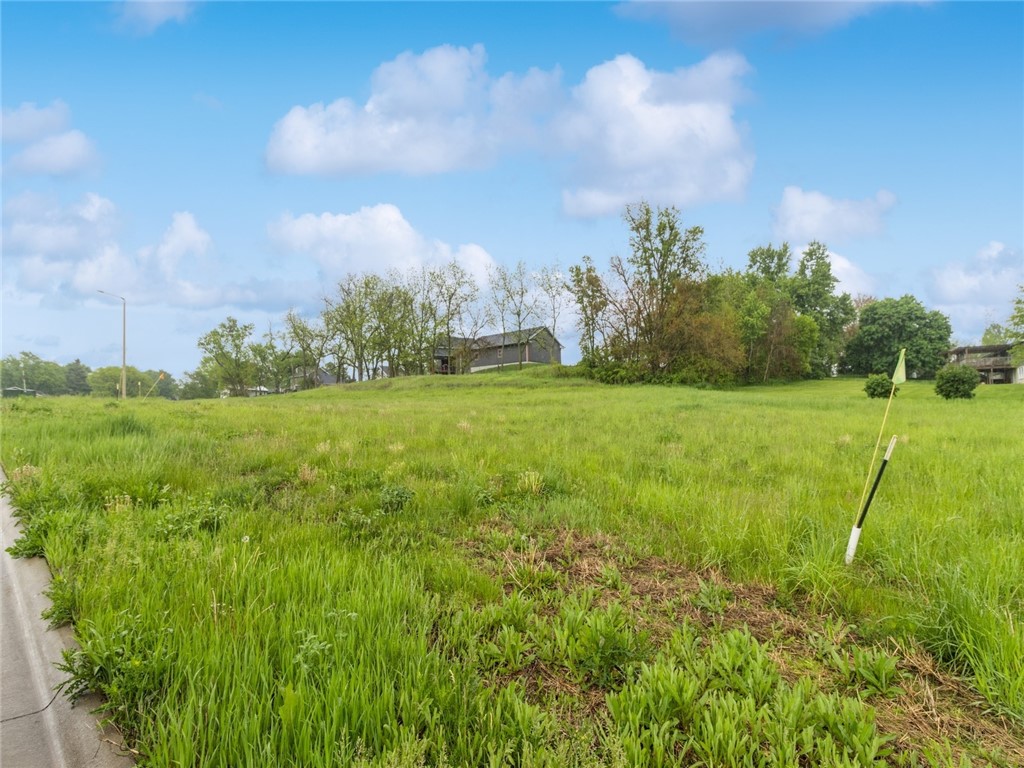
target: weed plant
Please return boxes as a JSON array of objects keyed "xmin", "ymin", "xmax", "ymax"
[{"xmin": 2, "ymin": 373, "xmax": 1021, "ymax": 766}]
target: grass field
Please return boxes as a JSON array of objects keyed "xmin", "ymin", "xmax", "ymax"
[{"xmin": 2, "ymin": 371, "xmax": 1022, "ymax": 767}]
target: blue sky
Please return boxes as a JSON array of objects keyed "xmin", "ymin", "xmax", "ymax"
[{"xmin": 3, "ymin": 1, "xmax": 1022, "ymax": 377}]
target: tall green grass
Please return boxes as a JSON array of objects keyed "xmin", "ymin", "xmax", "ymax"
[{"xmin": 2, "ymin": 374, "xmax": 1021, "ymax": 765}]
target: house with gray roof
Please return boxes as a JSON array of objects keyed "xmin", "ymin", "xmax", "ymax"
[{"xmin": 435, "ymin": 326, "xmax": 562, "ymax": 373}]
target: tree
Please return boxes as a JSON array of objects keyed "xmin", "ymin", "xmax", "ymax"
[
  {"xmin": 1005, "ymin": 285, "xmax": 1024, "ymax": 364},
  {"xmin": 1, "ymin": 352, "xmax": 67, "ymax": 395},
  {"xmin": 567, "ymin": 203, "xmax": 708, "ymax": 379},
  {"xmin": 790, "ymin": 242, "xmax": 855, "ymax": 378},
  {"xmin": 249, "ymin": 326, "xmax": 295, "ymax": 393},
  {"xmin": 324, "ymin": 274, "xmax": 380, "ymax": 381},
  {"xmin": 180, "ymin": 359, "xmax": 220, "ymax": 399},
  {"xmin": 284, "ymin": 309, "xmax": 330, "ymax": 390},
  {"xmin": 432, "ymin": 261, "xmax": 478, "ymax": 375},
  {"xmin": 197, "ymin": 317, "xmax": 255, "ymax": 396},
  {"xmin": 535, "ymin": 263, "xmax": 570, "ymax": 364},
  {"xmin": 980, "ymin": 322, "xmax": 1012, "ymax": 345},
  {"xmin": 843, "ymin": 295, "xmax": 951, "ymax": 378},
  {"xmin": 567, "ymin": 255, "xmax": 608, "ymax": 361},
  {"xmin": 489, "ymin": 261, "xmax": 538, "ymax": 368},
  {"xmin": 64, "ymin": 359, "xmax": 92, "ymax": 395}
]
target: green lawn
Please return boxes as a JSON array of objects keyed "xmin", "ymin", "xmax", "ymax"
[{"xmin": 2, "ymin": 372, "xmax": 1021, "ymax": 766}]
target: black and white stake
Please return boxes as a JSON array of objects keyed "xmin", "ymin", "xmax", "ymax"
[{"xmin": 845, "ymin": 434, "xmax": 898, "ymax": 565}]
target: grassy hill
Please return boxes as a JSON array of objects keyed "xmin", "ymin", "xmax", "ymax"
[{"xmin": 3, "ymin": 371, "xmax": 1022, "ymax": 766}]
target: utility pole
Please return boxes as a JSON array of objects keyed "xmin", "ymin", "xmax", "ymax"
[{"xmin": 98, "ymin": 290, "xmax": 127, "ymax": 400}]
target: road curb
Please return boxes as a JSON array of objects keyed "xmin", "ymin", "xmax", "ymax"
[{"xmin": 1, "ymin": 467, "xmax": 136, "ymax": 768}]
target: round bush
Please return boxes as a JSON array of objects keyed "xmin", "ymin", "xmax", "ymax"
[
  {"xmin": 864, "ymin": 373, "xmax": 897, "ymax": 399},
  {"xmin": 934, "ymin": 364, "xmax": 980, "ymax": 399}
]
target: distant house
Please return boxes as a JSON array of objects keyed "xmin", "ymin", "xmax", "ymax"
[
  {"xmin": 2, "ymin": 386, "xmax": 36, "ymax": 398},
  {"xmin": 433, "ymin": 336, "xmax": 476, "ymax": 375},
  {"xmin": 290, "ymin": 367, "xmax": 340, "ymax": 391},
  {"xmin": 947, "ymin": 344, "xmax": 1023, "ymax": 384},
  {"xmin": 434, "ymin": 327, "xmax": 562, "ymax": 374}
]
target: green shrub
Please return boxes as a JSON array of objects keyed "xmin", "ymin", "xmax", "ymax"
[
  {"xmin": 864, "ymin": 374, "xmax": 896, "ymax": 399},
  {"xmin": 934, "ymin": 364, "xmax": 980, "ymax": 399}
]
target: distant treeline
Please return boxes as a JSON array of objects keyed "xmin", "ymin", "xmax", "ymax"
[
  {"xmin": 10, "ymin": 202, "xmax": 981, "ymax": 400},
  {"xmin": 187, "ymin": 202, "xmax": 960, "ymax": 397},
  {"xmin": 0, "ymin": 354, "xmax": 179, "ymax": 399}
]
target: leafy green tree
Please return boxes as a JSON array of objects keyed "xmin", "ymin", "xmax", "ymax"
[
  {"xmin": 285, "ymin": 309, "xmax": 331, "ymax": 389},
  {"xmin": 843, "ymin": 295, "xmax": 952, "ymax": 378},
  {"xmin": 791, "ymin": 242, "xmax": 855, "ymax": 378},
  {"xmin": 661, "ymin": 275, "xmax": 744, "ymax": 385},
  {"xmin": 180, "ymin": 359, "xmax": 220, "ymax": 399},
  {"xmin": 568, "ymin": 202, "xmax": 708, "ymax": 379},
  {"xmin": 197, "ymin": 317, "xmax": 255, "ymax": 396},
  {"xmin": 980, "ymin": 322, "xmax": 1012, "ymax": 345},
  {"xmin": 64, "ymin": 359, "xmax": 92, "ymax": 395},
  {"xmin": 431, "ymin": 261, "xmax": 477, "ymax": 374},
  {"xmin": 1, "ymin": 352, "xmax": 67, "ymax": 395},
  {"xmin": 567, "ymin": 255, "xmax": 608, "ymax": 361},
  {"xmin": 249, "ymin": 326, "xmax": 295, "ymax": 393},
  {"xmin": 324, "ymin": 274, "xmax": 379, "ymax": 381},
  {"xmin": 489, "ymin": 261, "xmax": 538, "ymax": 368},
  {"xmin": 1007, "ymin": 285, "xmax": 1024, "ymax": 364}
]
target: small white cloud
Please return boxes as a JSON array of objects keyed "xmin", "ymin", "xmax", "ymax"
[
  {"xmin": 2, "ymin": 100, "xmax": 70, "ymax": 143},
  {"xmin": 774, "ymin": 186, "xmax": 896, "ymax": 244},
  {"xmin": 930, "ymin": 241, "xmax": 1023, "ymax": 341},
  {"xmin": 269, "ymin": 203, "xmax": 496, "ymax": 284},
  {"xmin": 193, "ymin": 92, "xmax": 223, "ymax": 111},
  {"xmin": 9, "ymin": 129, "xmax": 99, "ymax": 177},
  {"xmin": 152, "ymin": 211, "xmax": 212, "ymax": 278},
  {"xmin": 554, "ymin": 52, "xmax": 754, "ymax": 217},
  {"xmin": 117, "ymin": 1, "xmax": 196, "ymax": 35},
  {"xmin": 616, "ymin": 0, "xmax": 881, "ymax": 46}
]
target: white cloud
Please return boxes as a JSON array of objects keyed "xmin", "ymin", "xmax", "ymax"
[
  {"xmin": 4, "ymin": 191, "xmax": 118, "ymax": 257},
  {"xmin": 268, "ymin": 203, "xmax": 497, "ymax": 285},
  {"xmin": 930, "ymin": 241, "xmax": 1023, "ymax": 341},
  {"xmin": 266, "ymin": 44, "xmax": 560, "ymax": 176},
  {"xmin": 149, "ymin": 211, "xmax": 212, "ymax": 279},
  {"xmin": 2, "ymin": 100, "xmax": 70, "ymax": 143},
  {"xmin": 267, "ymin": 44, "xmax": 754, "ymax": 218},
  {"xmin": 616, "ymin": 0, "xmax": 882, "ymax": 46},
  {"xmin": 3, "ymin": 192, "xmax": 319, "ymax": 316},
  {"xmin": 774, "ymin": 186, "xmax": 896, "ymax": 244},
  {"xmin": 554, "ymin": 52, "xmax": 753, "ymax": 217},
  {"xmin": 117, "ymin": 1, "xmax": 196, "ymax": 35},
  {"xmin": 3, "ymin": 100, "xmax": 98, "ymax": 177},
  {"xmin": 9, "ymin": 130, "xmax": 99, "ymax": 176}
]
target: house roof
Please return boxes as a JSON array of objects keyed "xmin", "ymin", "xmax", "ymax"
[
  {"xmin": 948, "ymin": 343, "xmax": 1014, "ymax": 354},
  {"xmin": 476, "ymin": 326, "xmax": 562, "ymax": 349}
]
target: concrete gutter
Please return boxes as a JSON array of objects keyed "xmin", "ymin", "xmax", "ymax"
[{"xmin": 1, "ymin": 468, "xmax": 136, "ymax": 768}]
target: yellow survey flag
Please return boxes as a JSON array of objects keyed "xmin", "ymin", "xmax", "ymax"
[{"xmin": 892, "ymin": 348, "xmax": 906, "ymax": 385}]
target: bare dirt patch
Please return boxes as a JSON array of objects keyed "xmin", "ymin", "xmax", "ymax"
[{"xmin": 462, "ymin": 521, "xmax": 1024, "ymax": 766}]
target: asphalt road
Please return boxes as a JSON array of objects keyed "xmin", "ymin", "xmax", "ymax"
[{"xmin": 1, "ymin": 469, "xmax": 135, "ymax": 768}]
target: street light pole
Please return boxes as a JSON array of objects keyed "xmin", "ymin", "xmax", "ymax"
[{"xmin": 97, "ymin": 290, "xmax": 127, "ymax": 401}]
